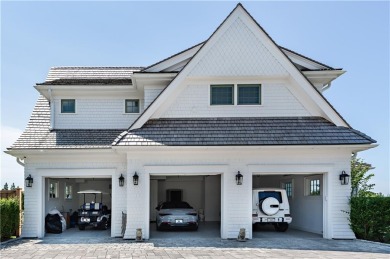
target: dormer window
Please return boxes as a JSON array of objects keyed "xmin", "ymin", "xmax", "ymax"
[
  {"xmin": 125, "ymin": 99, "xmax": 140, "ymax": 113},
  {"xmin": 61, "ymin": 99, "xmax": 76, "ymax": 113}
]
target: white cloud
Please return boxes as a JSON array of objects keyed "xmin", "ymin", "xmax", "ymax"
[{"xmin": 1, "ymin": 126, "xmax": 24, "ymax": 189}]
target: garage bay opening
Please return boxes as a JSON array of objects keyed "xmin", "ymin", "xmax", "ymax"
[
  {"xmin": 44, "ymin": 177, "xmax": 112, "ymax": 237},
  {"xmin": 150, "ymin": 175, "xmax": 221, "ymax": 238}
]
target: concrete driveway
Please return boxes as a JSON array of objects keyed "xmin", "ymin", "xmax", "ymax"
[{"xmin": 1, "ymin": 226, "xmax": 389, "ymax": 259}]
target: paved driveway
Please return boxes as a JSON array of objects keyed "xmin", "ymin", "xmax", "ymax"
[{"xmin": 2, "ymin": 235, "xmax": 389, "ymax": 258}]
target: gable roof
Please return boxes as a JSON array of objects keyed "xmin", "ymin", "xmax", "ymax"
[
  {"xmin": 126, "ymin": 3, "xmax": 349, "ymax": 133},
  {"xmin": 113, "ymin": 117, "xmax": 375, "ymax": 146},
  {"xmin": 8, "ymin": 96, "xmax": 124, "ymax": 150}
]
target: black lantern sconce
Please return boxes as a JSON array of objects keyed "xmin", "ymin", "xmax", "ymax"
[
  {"xmin": 235, "ymin": 171, "xmax": 243, "ymax": 185},
  {"xmin": 118, "ymin": 174, "xmax": 125, "ymax": 187},
  {"xmin": 339, "ymin": 171, "xmax": 350, "ymax": 185},
  {"xmin": 133, "ymin": 172, "xmax": 139, "ymax": 185},
  {"xmin": 25, "ymin": 174, "xmax": 33, "ymax": 187}
]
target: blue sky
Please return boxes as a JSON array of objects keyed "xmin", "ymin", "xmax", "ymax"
[{"xmin": 1, "ymin": 1, "xmax": 389, "ymax": 194}]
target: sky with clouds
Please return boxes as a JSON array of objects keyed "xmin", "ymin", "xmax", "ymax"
[{"xmin": 1, "ymin": 1, "xmax": 389, "ymax": 194}]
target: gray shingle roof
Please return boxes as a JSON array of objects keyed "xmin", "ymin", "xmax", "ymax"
[
  {"xmin": 41, "ymin": 67, "xmax": 144, "ymax": 85},
  {"xmin": 9, "ymin": 96, "xmax": 125, "ymax": 149},
  {"xmin": 113, "ymin": 117, "xmax": 376, "ymax": 146}
]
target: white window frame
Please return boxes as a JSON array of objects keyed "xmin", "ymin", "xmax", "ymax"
[
  {"xmin": 124, "ymin": 99, "xmax": 141, "ymax": 114},
  {"xmin": 60, "ymin": 99, "xmax": 76, "ymax": 114},
  {"xmin": 64, "ymin": 183, "xmax": 73, "ymax": 200},
  {"xmin": 280, "ymin": 179, "xmax": 294, "ymax": 199},
  {"xmin": 209, "ymin": 83, "xmax": 262, "ymax": 106},
  {"xmin": 49, "ymin": 180, "xmax": 59, "ymax": 199},
  {"xmin": 304, "ymin": 176, "xmax": 322, "ymax": 196}
]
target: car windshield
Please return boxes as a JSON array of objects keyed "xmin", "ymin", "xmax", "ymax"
[
  {"xmin": 161, "ymin": 201, "xmax": 192, "ymax": 209},
  {"xmin": 258, "ymin": 191, "xmax": 282, "ymax": 203}
]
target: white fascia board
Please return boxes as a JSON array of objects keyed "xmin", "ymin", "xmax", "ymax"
[
  {"xmin": 282, "ymin": 49, "xmax": 329, "ymax": 70},
  {"xmin": 34, "ymin": 84, "xmax": 138, "ymax": 99},
  {"xmin": 112, "ymin": 144, "xmax": 377, "ymax": 154},
  {"xmin": 303, "ymin": 70, "xmax": 345, "ymax": 86},
  {"xmin": 144, "ymin": 44, "xmax": 203, "ymax": 72}
]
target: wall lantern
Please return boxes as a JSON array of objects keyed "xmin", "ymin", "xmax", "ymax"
[
  {"xmin": 25, "ymin": 174, "xmax": 33, "ymax": 187},
  {"xmin": 133, "ymin": 172, "xmax": 139, "ymax": 185},
  {"xmin": 118, "ymin": 174, "xmax": 125, "ymax": 187},
  {"xmin": 339, "ymin": 171, "xmax": 350, "ymax": 185},
  {"xmin": 235, "ymin": 171, "xmax": 243, "ymax": 185}
]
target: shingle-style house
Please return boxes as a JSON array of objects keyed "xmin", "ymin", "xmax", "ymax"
[{"xmin": 6, "ymin": 4, "xmax": 376, "ymax": 240}]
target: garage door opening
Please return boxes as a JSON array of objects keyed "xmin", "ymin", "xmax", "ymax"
[
  {"xmin": 44, "ymin": 177, "xmax": 112, "ymax": 237},
  {"xmin": 149, "ymin": 175, "xmax": 221, "ymax": 238},
  {"xmin": 252, "ymin": 174, "xmax": 323, "ymax": 237}
]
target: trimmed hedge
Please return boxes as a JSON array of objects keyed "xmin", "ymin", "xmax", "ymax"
[
  {"xmin": 350, "ymin": 197, "xmax": 390, "ymax": 243},
  {"xmin": 0, "ymin": 198, "xmax": 20, "ymax": 240}
]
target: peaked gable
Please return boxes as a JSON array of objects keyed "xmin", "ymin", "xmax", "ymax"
[
  {"xmin": 129, "ymin": 3, "xmax": 349, "ymax": 131},
  {"xmin": 189, "ymin": 16, "xmax": 287, "ymax": 77}
]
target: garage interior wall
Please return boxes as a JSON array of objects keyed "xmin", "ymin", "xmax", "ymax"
[
  {"xmin": 150, "ymin": 175, "xmax": 221, "ymax": 222},
  {"xmin": 253, "ymin": 174, "xmax": 323, "ymax": 234}
]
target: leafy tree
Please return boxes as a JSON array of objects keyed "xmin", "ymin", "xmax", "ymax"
[
  {"xmin": 3, "ymin": 183, "xmax": 8, "ymax": 191},
  {"xmin": 351, "ymin": 157, "xmax": 376, "ymax": 197},
  {"xmin": 10, "ymin": 183, "xmax": 16, "ymax": 190}
]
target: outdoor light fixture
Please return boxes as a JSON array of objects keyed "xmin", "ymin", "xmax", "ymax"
[
  {"xmin": 25, "ymin": 174, "xmax": 33, "ymax": 187},
  {"xmin": 118, "ymin": 174, "xmax": 125, "ymax": 187},
  {"xmin": 133, "ymin": 172, "xmax": 139, "ymax": 185},
  {"xmin": 235, "ymin": 171, "xmax": 243, "ymax": 185},
  {"xmin": 339, "ymin": 171, "xmax": 350, "ymax": 185}
]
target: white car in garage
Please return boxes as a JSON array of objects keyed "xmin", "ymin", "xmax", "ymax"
[{"xmin": 252, "ymin": 188, "xmax": 292, "ymax": 232}]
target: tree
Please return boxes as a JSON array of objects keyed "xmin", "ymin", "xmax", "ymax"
[
  {"xmin": 351, "ymin": 157, "xmax": 376, "ymax": 197},
  {"xmin": 10, "ymin": 183, "xmax": 16, "ymax": 190},
  {"xmin": 3, "ymin": 183, "xmax": 8, "ymax": 190}
]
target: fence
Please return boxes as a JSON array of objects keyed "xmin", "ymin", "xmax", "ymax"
[{"xmin": 0, "ymin": 188, "xmax": 23, "ymax": 236}]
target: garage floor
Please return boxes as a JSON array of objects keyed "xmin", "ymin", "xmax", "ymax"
[
  {"xmin": 150, "ymin": 221, "xmax": 220, "ymax": 239},
  {"xmin": 45, "ymin": 227, "xmax": 111, "ymax": 239},
  {"xmin": 252, "ymin": 224, "xmax": 322, "ymax": 238}
]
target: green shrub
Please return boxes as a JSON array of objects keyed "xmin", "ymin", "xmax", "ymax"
[
  {"xmin": 0, "ymin": 198, "xmax": 20, "ymax": 240},
  {"xmin": 349, "ymin": 197, "xmax": 390, "ymax": 243}
]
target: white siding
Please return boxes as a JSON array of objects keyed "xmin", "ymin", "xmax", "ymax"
[
  {"xmin": 54, "ymin": 98, "xmax": 143, "ymax": 129},
  {"xmin": 162, "ymin": 83, "xmax": 310, "ymax": 118},
  {"xmin": 144, "ymin": 87, "xmax": 164, "ymax": 109},
  {"xmin": 189, "ymin": 17, "xmax": 288, "ymax": 77}
]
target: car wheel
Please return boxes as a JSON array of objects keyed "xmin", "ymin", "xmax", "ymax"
[
  {"xmin": 156, "ymin": 223, "xmax": 160, "ymax": 231},
  {"xmin": 193, "ymin": 225, "xmax": 198, "ymax": 231},
  {"xmin": 274, "ymin": 223, "xmax": 288, "ymax": 232},
  {"xmin": 101, "ymin": 218, "xmax": 108, "ymax": 230},
  {"xmin": 79, "ymin": 225, "xmax": 85, "ymax": 230}
]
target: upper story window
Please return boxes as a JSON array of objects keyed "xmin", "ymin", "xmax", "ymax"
[
  {"xmin": 125, "ymin": 99, "xmax": 140, "ymax": 113},
  {"xmin": 210, "ymin": 84, "xmax": 261, "ymax": 105},
  {"xmin": 238, "ymin": 84, "xmax": 261, "ymax": 105},
  {"xmin": 210, "ymin": 85, "xmax": 234, "ymax": 105},
  {"xmin": 61, "ymin": 99, "xmax": 76, "ymax": 113}
]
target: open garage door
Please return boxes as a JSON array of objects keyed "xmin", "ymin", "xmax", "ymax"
[
  {"xmin": 44, "ymin": 177, "xmax": 112, "ymax": 237},
  {"xmin": 149, "ymin": 175, "xmax": 221, "ymax": 238},
  {"xmin": 252, "ymin": 173, "xmax": 324, "ymax": 237}
]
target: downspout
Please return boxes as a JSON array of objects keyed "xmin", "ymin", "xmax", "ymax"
[
  {"xmin": 48, "ymin": 88, "xmax": 54, "ymax": 130},
  {"xmin": 16, "ymin": 157, "xmax": 25, "ymax": 167}
]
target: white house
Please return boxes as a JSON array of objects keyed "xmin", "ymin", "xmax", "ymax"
[{"xmin": 6, "ymin": 4, "xmax": 376, "ymax": 240}]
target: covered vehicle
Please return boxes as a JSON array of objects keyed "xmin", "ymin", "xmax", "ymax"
[
  {"xmin": 155, "ymin": 201, "xmax": 198, "ymax": 230},
  {"xmin": 45, "ymin": 209, "xmax": 66, "ymax": 234},
  {"xmin": 77, "ymin": 190, "xmax": 110, "ymax": 230}
]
